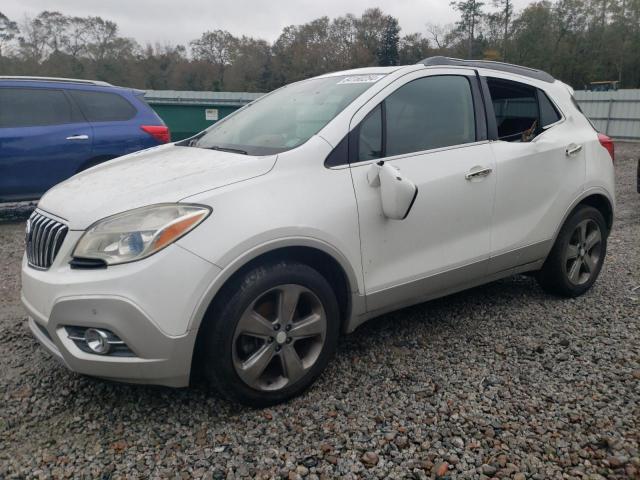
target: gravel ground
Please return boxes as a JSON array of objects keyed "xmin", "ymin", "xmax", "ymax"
[
  {"xmin": 0, "ymin": 201, "xmax": 37, "ymax": 224},
  {"xmin": 0, "ymin": 145, "xmax": 638, "ymax": 480}
]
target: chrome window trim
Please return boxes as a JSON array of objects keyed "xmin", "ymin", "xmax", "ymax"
[{"xmin": 348, "ymin": 140, "xmax": 492, "ymax": 169}]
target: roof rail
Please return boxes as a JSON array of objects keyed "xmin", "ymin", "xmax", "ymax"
[
  {"xmin": 0, "ymin": 76, "xmax": 113, "ymax": 87},
  {"xmin": 418, "ymin": 56, "xmax": 555, "ymax": 83}
]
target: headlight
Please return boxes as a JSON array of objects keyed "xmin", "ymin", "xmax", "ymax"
[{"xmin": 73, "ymin": 204, "xmax": 211, "ymax": 265}]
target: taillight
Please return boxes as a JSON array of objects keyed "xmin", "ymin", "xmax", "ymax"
[
  {"xmin": 141, "ymin": 125, "xmax": 170, "ymax": 143},
  {"xmin": 598, "ymin": 133, "xmax": 614, "ymax": 163}
]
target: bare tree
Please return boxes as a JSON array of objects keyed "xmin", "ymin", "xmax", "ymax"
[
  {"xmin": 18, "ymin": 15, "xmax": 48, "ymax": 62},
  {"xmin": 37, "ymin": 11, "xmax": 69, "ymax": 53},
  {"xmin": 426, "ymin": 22, "xmax": 455, "ymax": 50},
  {"xmin": 62, "ymin": 17, "xmax": 91, "ymax": 58},
  {"xmin": 0, "ymin": 12, "xmax": 19, "ymax": 57},
  {"xmin": 399, "ymin": 33, "xmax": 430, "ymax": 64},
  {"xmin": 84, "ymin": 17, "xmax": 119, "ymax": 61},
  {"xmin": 355, "ymin": 8, "xmax": 400, "ymax": 66},
  {"xmin": 493, "ymin": 0, "xmax": 513, "ymax": 59},
  {"xmin": 451, "ymin": 0, "xmax": 485, "ymax": 58},
  {"xmin": 3, "ymin": 5, "xmax": 640, "ymax": 91},
  {"xmin": 190, "ymin": 30, "xmax": 239, "ymax": 88}
]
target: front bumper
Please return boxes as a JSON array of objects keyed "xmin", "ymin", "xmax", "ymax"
[
  {"xmin": 24, "ymin": 296, "xmax": 197, "ymax": 387},
  {"xmin": 21, "ymin": 231, "xmax": 221, "ymax": 387}
]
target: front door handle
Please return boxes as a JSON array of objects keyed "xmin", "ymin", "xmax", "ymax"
[
  {"xmin": 66, "ymin": 134, "xmax": 89, "ymax": 140},
  {"xmin": 566, "ymin": 143, "xmax": 583, "ymax": 156},
  {"xmin": 465, "ymin": 166, "xmax": 493, "ymax": 181}
]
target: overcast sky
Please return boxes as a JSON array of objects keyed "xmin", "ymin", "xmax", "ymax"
[{"xmin": 3, "ymin": 0, "xmax": 533, "ymax": 46}]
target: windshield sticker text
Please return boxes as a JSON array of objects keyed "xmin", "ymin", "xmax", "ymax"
[{"xmin": 337, "ymin": 75, "xmax": 385, "ymax": 85}]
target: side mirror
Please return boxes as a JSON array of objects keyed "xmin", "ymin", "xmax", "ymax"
[{"xmin": 367, "ymin": 161, "xmax": 418, "ymax": 220}]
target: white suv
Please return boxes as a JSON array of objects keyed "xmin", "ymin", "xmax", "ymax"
[{"xmin": 22, "ymin": 57, "xmax": 616, "ymax": 406}]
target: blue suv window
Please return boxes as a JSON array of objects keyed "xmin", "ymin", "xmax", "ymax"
[
  {"xmin": 69, "ymin": 90, "xmax": 136, "ymax": 122},
  {"xmin": 0, "ymin": 88, "xmax": 77, "ymax": 127}
]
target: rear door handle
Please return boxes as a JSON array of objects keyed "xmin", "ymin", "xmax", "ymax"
[
  {"xmin": 566, "ymin": 143, "xmax": 582, "ymax": 156},
  {"xmin": 465, "ymin": 166, "xmax": 493, "ymax": 180},
  {"xmin": 66, "ymin": 134, "xmax": 89, "ymax": 140}
]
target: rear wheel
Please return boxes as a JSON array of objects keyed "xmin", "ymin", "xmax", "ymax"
[
  {"xmin": 537, "ymin": 205, "xmax": 608, "ymax": 297},
  {"xmin": 201, "ymin": 261, "xmax": 340, "ymax": 406}
]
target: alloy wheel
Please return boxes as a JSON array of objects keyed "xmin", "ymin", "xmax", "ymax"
[
  {"xmin": 564, "ymin": 219, "xmax": 602, "ymax": 285},
  {"xmin": 231, "ymin": 284, "xmax": 327, "ymax": 391}
]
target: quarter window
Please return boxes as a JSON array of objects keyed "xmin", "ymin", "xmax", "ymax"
[
  {"xmin": 69, "ymin": 90, "xmax": 136, "ymax": 122},
  {"xmin": 358, "ymin": 105, "xmax": 383, "ymax": 161},
  {"xmin": 538, "ymin": 90, "xmax": 561, "ymax": 127},
  {"xmin": 355, "ymin": 75, "xmax": 476, "ymax": 161},
  {"xmin": 0, "ymin": 88, "xmax": 75, "ymax": 127}
]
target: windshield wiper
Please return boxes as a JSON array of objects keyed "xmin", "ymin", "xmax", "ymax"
[{"xmin": 206, "ymin": 145, "xmax": 248, "ymax": 155}]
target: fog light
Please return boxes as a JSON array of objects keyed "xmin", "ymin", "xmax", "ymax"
[
  {"xmin": 65, "ymin": 326, "xmax": 134, "ymax": 356},
  {"xmin": 84, "ymin": 328, "xmax": 111, "ymax": 355}
]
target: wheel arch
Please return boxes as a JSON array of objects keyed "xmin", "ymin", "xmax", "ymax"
[
  {"xmin": 553, "ymin": 189, "xmax": 614, "ymax": 246},
  {"xmin": 187, "ymin": 239, "xmax": 362, "ymax": 383},
  {"xmin": 577, "ymin": 193, "xmax": 614, "ymax": 232},
  {"xmin": 537, "ymin": 189, "xmax": 612, "ymax": 297}
]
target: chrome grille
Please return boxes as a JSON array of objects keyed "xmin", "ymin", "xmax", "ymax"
[{"xmin": 26, "ymin": 212, "xmax": 68, "ymax": 269}]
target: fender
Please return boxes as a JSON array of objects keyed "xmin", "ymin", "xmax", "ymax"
[{"xmin": 184, "ymin": 236, "xmax": 364, "ymax": 334}]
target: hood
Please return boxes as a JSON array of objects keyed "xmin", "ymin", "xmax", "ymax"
[{"xmin": 39, "ymin": 144, "xmax": 277, "ymax": 230}]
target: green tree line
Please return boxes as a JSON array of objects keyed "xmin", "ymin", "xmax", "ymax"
[{"xmin": 1, "ymin": 1, "xmax": 639, "ymax": 92}]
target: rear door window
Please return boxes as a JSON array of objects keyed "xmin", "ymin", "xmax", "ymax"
[
  {"xmin": 0, "ymin": 88, "xmax": 76, "ymax": 127},
  {"xmin": 69, "ymin": 90, "xmax": 137, "ymax": 122},
  {"xmin": 487, "ymin": 78, "xmax": 563, "ymax": 142},
  {"xmin": 487, "ymin": 78, "xmax": 538, "ymax": 141}
]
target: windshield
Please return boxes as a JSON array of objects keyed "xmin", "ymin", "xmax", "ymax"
[{"xmin": 191, "ymin": 74, "xmax": 385, "ymax": 155}]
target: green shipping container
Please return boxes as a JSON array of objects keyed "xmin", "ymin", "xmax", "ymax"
[{"xmin": 144, "ymin": 90, "xmax": 264, "ymax": 141}]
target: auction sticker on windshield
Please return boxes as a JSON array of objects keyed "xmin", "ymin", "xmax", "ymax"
[{"xmin": 337, "ymin": 74, "xmax": 386, "ymax": 84}]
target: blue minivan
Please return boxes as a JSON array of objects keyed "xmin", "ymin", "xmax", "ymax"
[{"xmin": 0, "ymin": 77, "xmax": 170, "ymax": 201}]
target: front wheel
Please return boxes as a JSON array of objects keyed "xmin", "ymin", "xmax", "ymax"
[
  {"xmin": 537, "ymin": 205, "xmax": 608, "ymax": 297},
  {"xmin": 201, "ymin": 261, "xmax": 340, "ymax": 407}
]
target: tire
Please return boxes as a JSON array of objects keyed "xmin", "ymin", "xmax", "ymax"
[
  {"xmin": 201, "ymin": 260, "xmax": 340, "ymax": 407},
  {"xmin": 536, "ymin": 205, "xmax": 608, "ymax": 297}
]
